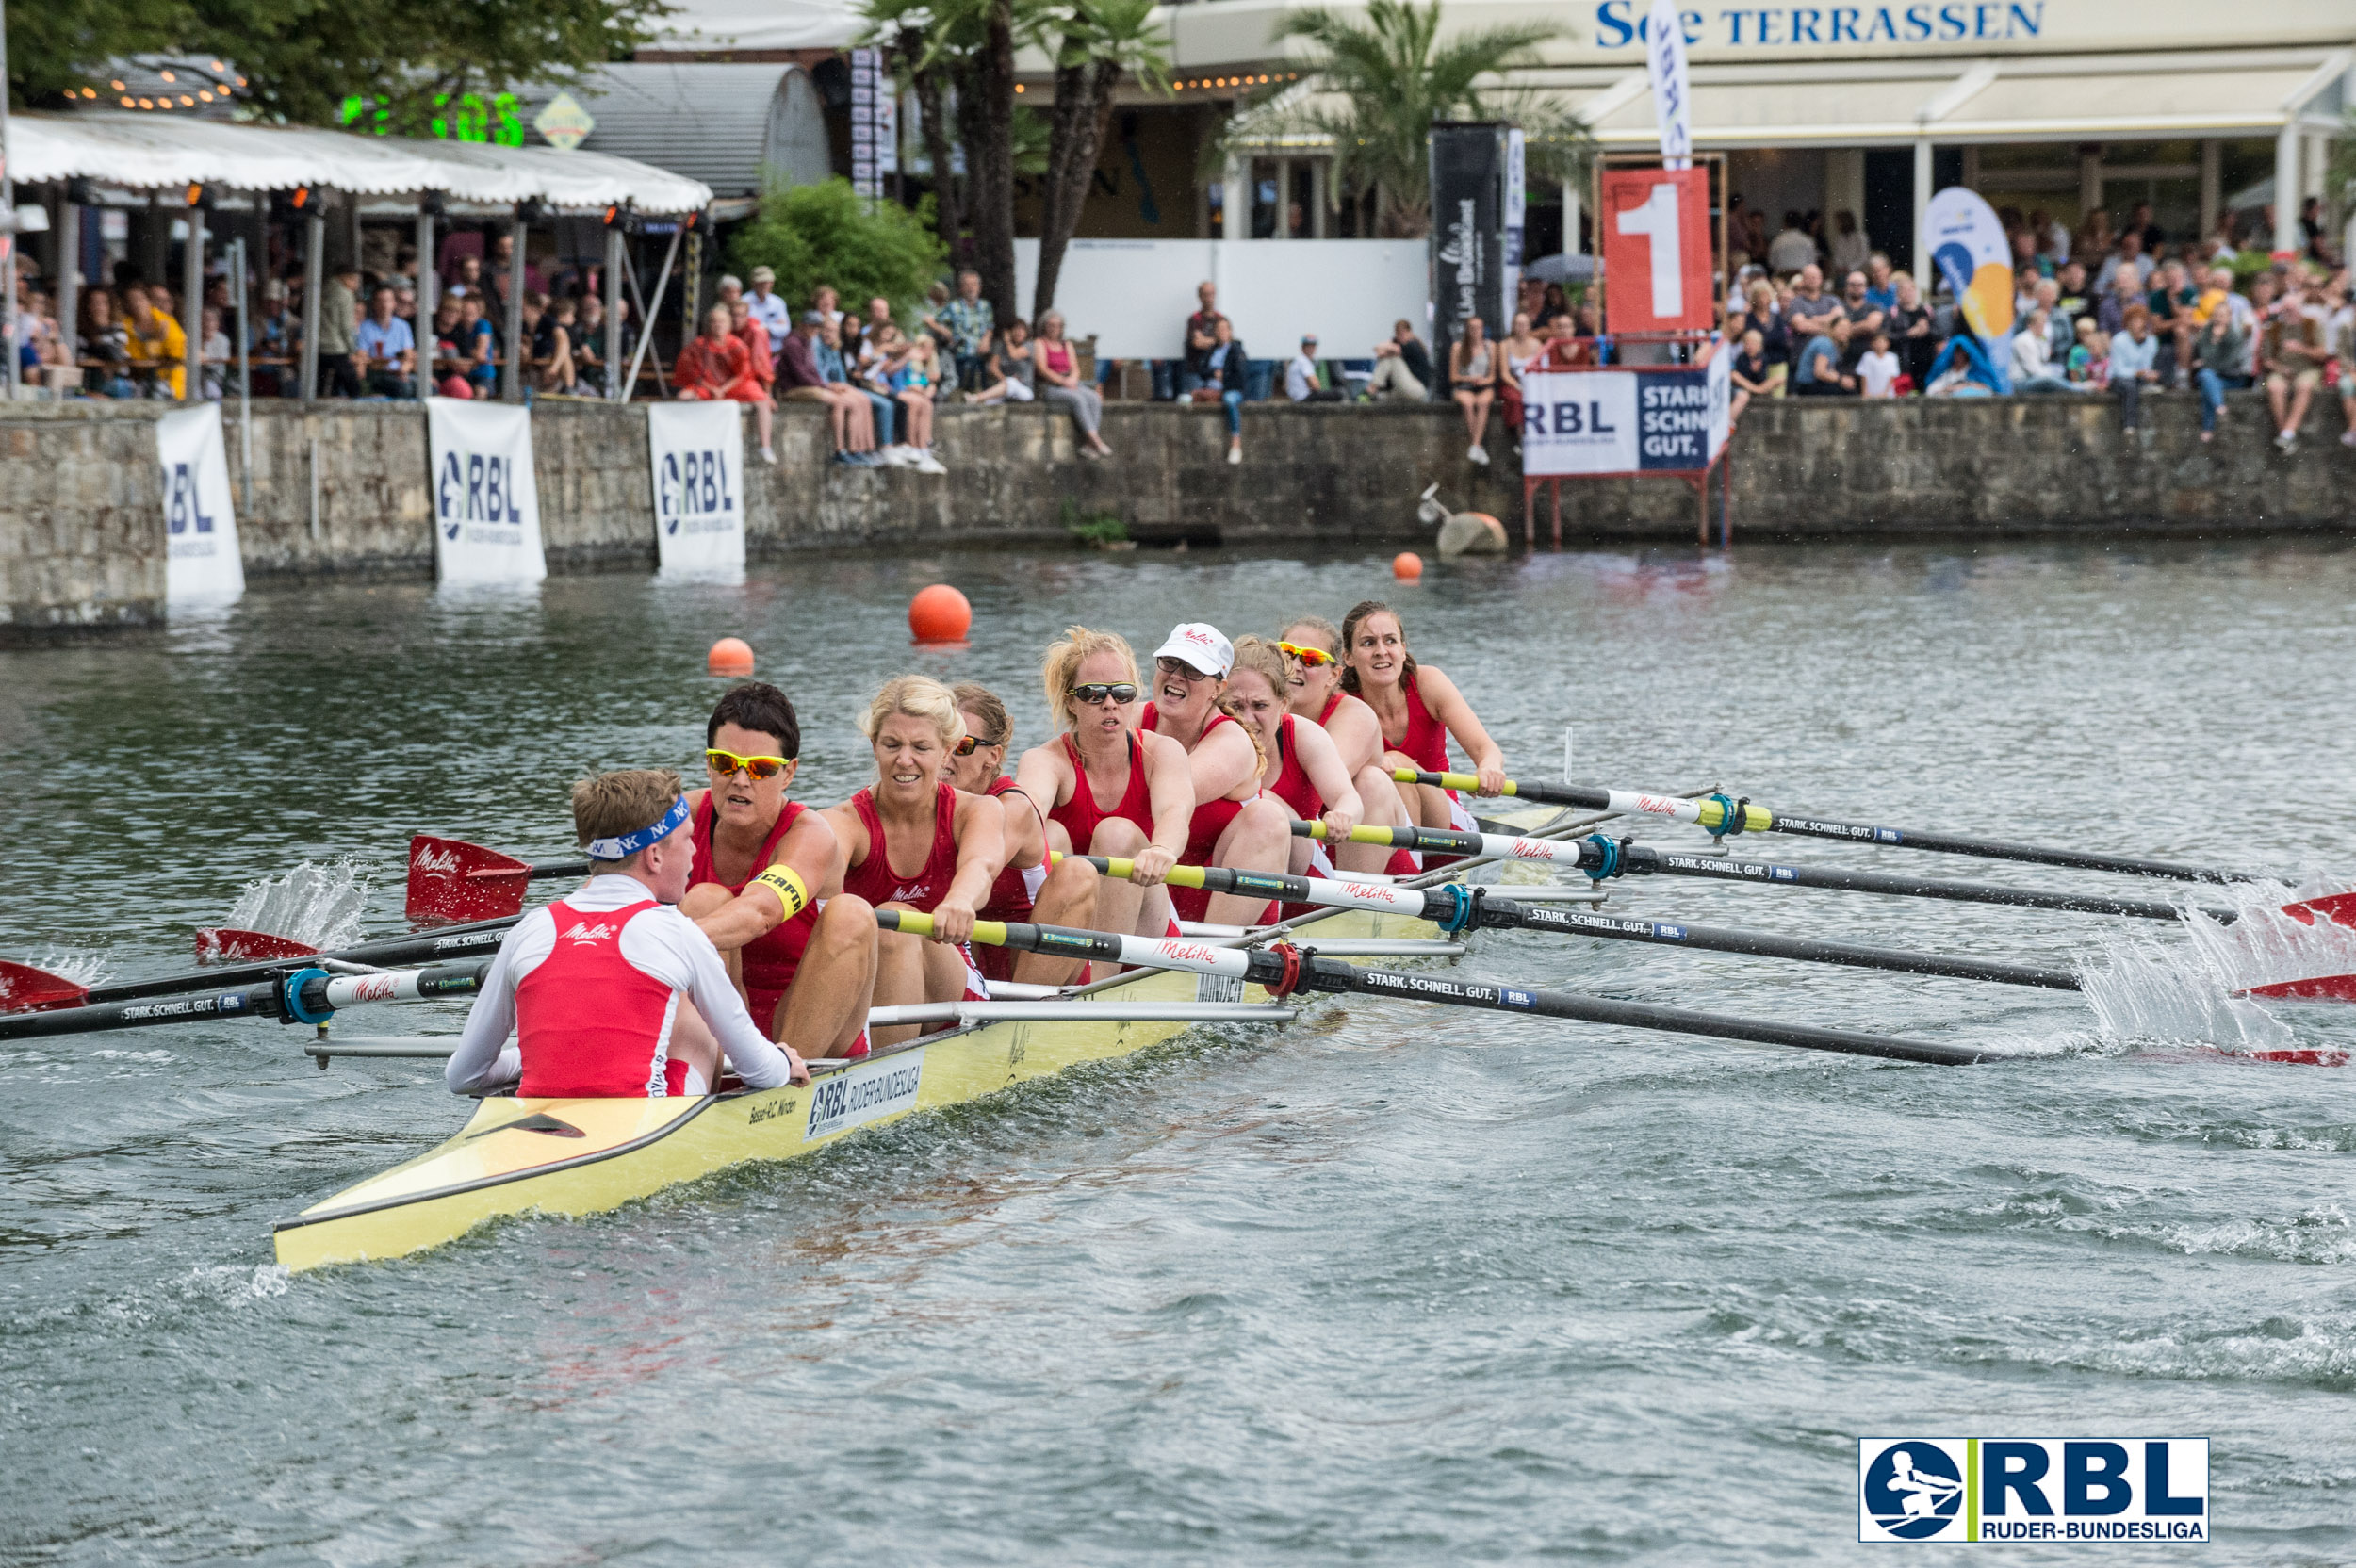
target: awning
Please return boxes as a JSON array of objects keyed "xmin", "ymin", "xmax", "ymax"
[
  {"xmin": 7, "ymin": 110, "xmax": 713, "ymax": 213},
  {"xmin": 638, "ymin": 0, "xmax": 862, "ymax": 53}
]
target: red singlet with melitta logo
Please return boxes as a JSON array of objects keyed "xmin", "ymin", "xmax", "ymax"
[
  {"xmin": 842, "ymin": 783, "xmax": 961, "ymax": 911},
  {"xmin": 689, "ymin": 794, "xmax": 817, "ymax": 1034},
  {"xmin": 515, "ymin": 899, "xmax": 689, "ymax": 1098}
]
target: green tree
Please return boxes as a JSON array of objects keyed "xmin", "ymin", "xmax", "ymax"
[
  {"xmin": 1033, "ymin": 0, "xmax": 1170, "ymax": 319},
  {"xmin": 1227, "ymin": 0, "xmax": 1584, "ymax": 238},
  {"xmin": 728, "ymin": 177, "xmax": 949, "ymax": 318},
  {"xmin": 10, "ymin": 0, "xmax": 668, "ymax": 124}
]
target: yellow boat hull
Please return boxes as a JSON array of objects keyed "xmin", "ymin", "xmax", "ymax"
[{"xmin": 272, "ymin": 903, "xmax": 1432, "ymax": 1271}]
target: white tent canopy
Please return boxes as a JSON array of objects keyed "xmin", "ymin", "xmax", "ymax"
[
  {"xmin": 8, "ymin": 110, "xmax": 713, "ymax": 213},
  {"xmin": 640, "ymin": 0, "xmax": 862, "ymax": 53}
]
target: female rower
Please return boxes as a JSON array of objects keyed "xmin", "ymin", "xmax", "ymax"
[
  {"xmin": 1138, "ymin": 622, "xmax": 1290, "ymax": 928},
  {"xmin": 1277, "ymin": 615, "xmax": 1417, "ymax": 874},
  {"xmin": 1338, "ymin": 598, "xmax": 1506, "ymax": 832},
  {"xmin": 824, "ymin": 676, "xmax": 1006, "ymax": 1049},
  {"xmin": 1221, "ymin": 635, "xmax": 1360, "ymax": 877},
  {"xmin": 1013, "ymin": 626, "xmax": 1195, "ymax": 938},
  {"xmin": 948, "ymin": 681, "xmax": 1097, "ymax": 986}
]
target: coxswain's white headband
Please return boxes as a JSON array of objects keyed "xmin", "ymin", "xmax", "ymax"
[{"xmin": 586, "ymin": 794, "xmax": 692, "ymax": 861}]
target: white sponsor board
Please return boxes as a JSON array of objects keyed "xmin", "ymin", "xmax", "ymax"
[
  {"xmin": 1519, "ymin": 369, "xmax": 1640, "ymax": 475},
  {"xmin": 425, "ymin": 398, "xmax": 548, "ymax": 586},
  {"xmin": 646, "ymin": 401, "xmax": 745, "ymax": 580},
  {"xmin": 156, "ymin": 403, "xmax": 245, "ymax": 606},
  {"xmin": 804, "ymin": 1049, "xmax": 925, "ymax": 1140}
]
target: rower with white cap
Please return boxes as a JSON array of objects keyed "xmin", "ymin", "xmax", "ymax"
[
  {"xmin": 1138, "ymin": 622, "xmax": 1293, "ymax": 928},
  {"xmin": 446, "ymin": 769, "xmax": 810, "ymax": 1101}
]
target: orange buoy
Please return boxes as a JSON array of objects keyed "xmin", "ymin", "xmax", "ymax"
[
  {"xmin": 1392, "ymin": 551, "xmax": 1425, "ymax": 581},
  {"xmin": 908, "ymin": 583, "xmax": 973, "ymax": 643},
  {"xmin": 707, "ymin": 636, "xmax": 755, "ymax": 676}
]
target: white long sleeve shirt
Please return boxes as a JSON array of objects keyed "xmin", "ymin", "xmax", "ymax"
[{"xmin": 445, "ymin": 874, "xmax": 798, "ymax": 1095}]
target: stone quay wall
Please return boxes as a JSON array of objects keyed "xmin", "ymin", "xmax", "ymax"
[{"xmin": 3, "ymin": 391, "xmax": 2349, "ymax": 634}]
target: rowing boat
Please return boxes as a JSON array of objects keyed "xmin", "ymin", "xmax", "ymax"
[{"xmin": 272, "ymin": 805, "xmax": 1595, "ymax": 1271}]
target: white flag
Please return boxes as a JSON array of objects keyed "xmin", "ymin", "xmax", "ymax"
[
  {"xmin": 425, "ymin": 398, "xmax": 548, "ymax": 586},
  {"xmin": 646, "ymin": 401, "xmax": 746, "ymax": 580},
  {"xmin": 156, "ymin": 402, "xmax": 245, "ymax": 606},
  {"xmin": 1645, "ymin": 0, "xmax": 1692, "ymax": 172}
]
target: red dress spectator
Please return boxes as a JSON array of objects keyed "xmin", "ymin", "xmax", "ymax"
[{"xmin": 676, "ymin": 331, "xmax": 761, "ymax": 402}]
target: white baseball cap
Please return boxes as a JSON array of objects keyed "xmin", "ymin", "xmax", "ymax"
[{"xmin": 1153, "ymin": 622, "xmax": 1233, "ymax": 678}]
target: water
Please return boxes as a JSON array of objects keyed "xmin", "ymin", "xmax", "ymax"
[{"xmin": 4, "ymin": 541, "xmax": 2354, "ymax": 1564}]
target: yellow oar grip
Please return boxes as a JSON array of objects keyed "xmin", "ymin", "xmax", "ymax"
[
  {"xmin": 1697, "ymin": 799, "xmax": 1775, "ymax": 833},
  {"xmin": 880, "ymin": 909, "xmax": 1011, "ymax": 947},
  {"xmin": 1396, "ymin": 767, "xmax": 1515, "ymax": 797},
  {"xmin": 971, "ymin": 920, "xmax": 1009, "ymax": 947},
  {"xmin": 1099, "ymin": 857, "xmax": 1206, "ymax": 889},
  {"xmin": 1307, "ymin": 823, "xmax": 1399, "ymax": 845}
]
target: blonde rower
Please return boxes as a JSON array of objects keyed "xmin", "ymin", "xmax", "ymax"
[
  {"xmin": 1338, "ymin": 598, "xmax": 1506, "ymax": 831},
  {"xmin": 1277, "ymin": 614, "xmax": 1416, "ymax": 874},
  {"xmin": 948, "ymin": 681, "xmax": 1097, "ymax": 986},
  {"xmin": 1013, "ymin": 626, "xmax": 1194, "ymax": 938},
  {"xmin": 1220, "ymin": 635, "xmax": 1361, "ymax": 877},
  {"xmin": 823, "ymin": 677, "xmax": 1005, "ymax": 1049}
]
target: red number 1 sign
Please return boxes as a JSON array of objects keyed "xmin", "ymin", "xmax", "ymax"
[{"xmin": 1600, "ymin": 168, "xmax": 1712, "ymax": 334}]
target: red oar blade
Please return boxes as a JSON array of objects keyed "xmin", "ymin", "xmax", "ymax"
[
  {"xmin": 2281, "ymin": 891, "xmax": 2356, "ymax": 928},
  {"xmin": 2236, "ymin": 973, "xmax": 2356, "ymax": 1003},
  {"xmin": 406, "ymin": 834, "xmax": 532, "ymax": 925},
  {"xmin": 2245, "ymin": 1047, "xmax": 2351, "ymax": 1067},
  {"xmin": 0, "ymin": 960, "xmax": 90, "ymax": 1014},
  {"xmin": 194, "ymin": 928, "xmax": 321, "ymax": 964}
]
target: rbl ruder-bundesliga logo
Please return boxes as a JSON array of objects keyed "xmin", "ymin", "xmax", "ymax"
[{"xmin": 1858, "ymin": 1438, "xmax": 2208, "ymax": 1544}]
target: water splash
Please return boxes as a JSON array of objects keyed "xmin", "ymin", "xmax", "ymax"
[
  {"xmin": 2075, "ymin": 927, "xmax": 2298, "ymax": 1054},
  {"xmin": 222, "ymin": 860, "xmax": 369, "ymax": 951},
  {"xmin": 2175, "ymin": 876, "xmax": 2356, "ymax": 1000}
]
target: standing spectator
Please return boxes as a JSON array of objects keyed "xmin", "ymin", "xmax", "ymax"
[
  {"xmin": 1534, "ymin": 284, "xmax": 1573, "ymax": 330},
  {"xmin": 1742, "ymin": 278, "xmax": 1790, "ymax": 385},
  {"xmin": 1365, "ymin": 318, "xmax": 1431, "ymax": 401},
  {"xmin": 198, "ymin": 305, "xmax": 233, "ymax": 400},
  {"xmin": 772, "ymin": 308, "xmax": 855, "ymax": 466},
  {"xmin": 123, "ymin": 285, "xmax": 188, "ymax": 400},
  {"xmin": 1284, "ymin": 334, "xmax": 1345, "ymax": 403},
  {"xmin": 744, "ymin": 266, "xmax": 792, "ymax": 360},
  {"xmin": 1784, "ymin": 265, "xmax": 1841, "ymax": 344},
  {"xmin": 935, "ymin": 270, "xmax": 994, "ymax": 389},
  {"xmin": 2189, "ymin": 292, "xmax": 2250, "ymax": 444},
  {"xmin": 2094, "ymin": 231, "xmax": 2151, "ymax": 298},
  {"xmin": 1887, "ymin": 273, "xmax": 1935, "ymax": 389},
  {"xmin": 2010, "ymin": 309, "xmax": 2072, "ymax": 393},
  {"xmin": 1840, "ymin": 269, "xmax": 1886, "ymax": 344},
  {"xmin": 2124, "ymin": 202, "xmax": 2164, "ymax": 252},
  {"xmin": 1856, "ymin": 332, "xmax": 1901, "ymax": 398},
  {"xmin": 316, "ymin": 264, "xmax": 361, "ymax": 398},
  {"xmin": 1202, "ymin": 317, "xmax": 1250, "ymax": 465},
  {"xmin": 1729, "ymin": 327, "xmax": 1772, "ymax": 422},
  {"xmin": 675, "ymin": 304, "xmax": 777, "ymax": 464},
  {"xmin": 2096, "ymin": 267, "xmax": 2141, "ymax": 337},
  {"xmin": 2111, "ymin": 301, "xmax": 2158, "ymax": 435},
  {"xmin": 1828, "ymin": 210, "xmax": 1870, "ymax": 278},
  {"xmin": 1862, "ymin": 253, "xmax": 1897, "ymax": 313},
  {"xmin": 1448, "ymin": 316, "xmax": 1498, "ymax": 465},
  {"xmin": 2261, "ymin": 277, "xmax": 2327, "ymax": 450},
  {"xmin": 1036, "ymin": 310, "xmax": 1113, "ymax": 459},
  {"xmin": 446, "ymin": 254, "xmax": 485, "ymax": 302},
  {"xmin": 2053, "ymin": 260, "xmax": 2091, "ymax": 327},
  {"xmin": 252, "ymin": 281, "xmax": 295, "ymax": 395},
  {"xmin": 354, "ymin": 285, "xmax": 417, "ymax": 397},
  {"xmin": 1792, "ymin": 315, "xmax": 1856, "ymax": 396},
  {"xmin": 1767, "ymin": 211, "xmax": 1816, "ymax": 274},
  {"xmin": 1180, "ymin": 281, "xmax": 1226, "ymax": 395},
  {"xmin": 2326, "ymin": 276, "xmax": 2356, "ymax": 447}
]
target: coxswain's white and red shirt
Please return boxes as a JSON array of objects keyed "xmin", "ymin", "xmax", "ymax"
[{"xmin": 445, "ymin": 874, "xmax": 798, "ymax": 1098}]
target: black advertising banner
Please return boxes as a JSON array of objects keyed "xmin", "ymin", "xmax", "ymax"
[{"xmin": 1429, "ymin": 122, "xmax": 1515, "ymax": 388}]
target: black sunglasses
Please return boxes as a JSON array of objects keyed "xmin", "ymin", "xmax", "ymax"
[{"xmin": 1069, "ymin": 682, "xmax": 1138, "ymax": 706}]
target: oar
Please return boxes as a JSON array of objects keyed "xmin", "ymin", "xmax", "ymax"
[
  {"xmin": 0, "ymin": 960, "xmax": 493, "ymax": 1042},
  {"xmin": 1300, "ymin": 822, "xmax": 2237, "ymax": 923},
  {"xmin": 0, "ymin": 915, "xmax": 519, "ymax": 1016},
  {"xmin": 406, "ymin": 834, "xmax": 589, "ymax": 924},
  {"xmin": 1396, "ymin": 771, "xmax": 2266, "ymax": 884},
  {"xmin": 876, "ymin": 911, "xmax": 1986, "ymax": 1067},
  {"xmin": 1085, "ymin": 858, "xmax": 2081, "ymax": 991}
]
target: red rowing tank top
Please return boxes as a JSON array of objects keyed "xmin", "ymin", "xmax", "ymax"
[
  {"xmin": 1392, "ymin": 670, "xmax": 1453, "ymax": 774},
  {"xmin": 1140, "ymin": 702, "xmax": 1268, "ymax": 925},
  {"xmin": 980, "ymin": 776, "xmax": 1040, "ymax": 923},
  {"xmin": 843, "ymin": 782, "xmax": 960, "ymax": 910},
  {"xmin": 515, "ymin": 898, "xmax": 690, "ymax": 1098},
  {"xmin": 1317, "ymin": 691, "xmax": 1344, "ymax": 727},
  {"xmin": 1047, "ymin": 730, "xmax": 1154, "ymax": 853},
  {"xmin": 1268, "ymin": 714, "xmax": 1322, "ymax": 820},
  {"xmin": 689, "ymin": 793, "xmax": 817, "ymax": 1033}
]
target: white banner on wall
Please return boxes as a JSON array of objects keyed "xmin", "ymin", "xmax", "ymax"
[
  {"xmin": 646, "ymin": 401, "xmax": 745, "ymax": 580},
  {"xmin": 156, "ymin": 402, "xmax": 245, "ymax": 606},
  {"xmin": 426, "ymin": 398, "xmax": 547, "ymax": 586},
  {"xmin": 1522, "ymin": 361, "xmax": 1731, "ymax": 477}
]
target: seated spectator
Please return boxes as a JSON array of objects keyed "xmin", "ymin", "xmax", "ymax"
[
  {"xmin": 675, "ymin": 303, "xmax": 777, "ymax": 465},
  {"xmin": 728, "ymin": 296, "xmax": 775, "ymax": 398},
  {"xmin": 2108, "ymin": 306, "xmax": 2159, "ymax": 434},
  {"xmin": 1448, "ymin": 316, "xmax": 1498, "ymax": 465},
  {"xmin": 354, "ymin": 285, "xmax": 417, "ymax": 397},
  {"xmin": 966, "ymin": 317, "xmax": 1037, "ymax": 406},
  {"xmin": 809, "ymin": 314, "xmax": 881, "ymax": 462},
  {"xmin": 122, "ymin": 284, "xmax": 188, "ymax": 400},
  {"xmin": 1534, "ymin": 284, "xmax": 1573, "ymax": 330},
  {"xmin": 1767, "ymin": 211, "xmax": 1816, "ymax": 275},
  {"xmin": 1857, "ymin": 332, "xmax": 1901, "ymax": 398},
  {"xmin": 2261, "ymin": 277, "xmax": 2328, "ymax": 451},
  {"xmin": 531, "ymin": 296, "xmax": 581, "ymax": 396},
  {"xmin": 2066, "ymin": 316, "xmax": 2109, "ymax": 388},
  {"xmin": 1285, "ymin": 334, "xmax": 1346, "ymax": 404},
  {"xmin": 1193, "ymin": 316, "xmax": 1250, "ymax": 465},
  {"xmin": 1497, "ymin": 311, "xmax": 1543, "ymax": 441},
  {"xmin": 1536, "ymin": 314, "xmax": 1596, "ymax": 370},
  {"xmin": 933, "ymin": 270, "xmax": 994, "ymax": 388},
  {"xmin": 1037, "ymin": 310, "xmax": 1113, "ymax": 459},
  {"xmin": 2010, "ymin": 309, "xmax": 2073, "ymax": 394},
  {"xmin": 572, "ymin": 295, "xmax": 608, "ymax": 398},
  {"xmin": 1792, "ymin": 314, "xmax": 1856, "ymax": 396},
  {"xmin": 887, "ymin": 332, "xmax": 948, "ymax": 473},
  {"xmin": 1366, "ymin": 318, "xmax": 1431, "ymax": 401},
  {"xmin": 2190, "ymin": 291, "xmax": 2250, "ymax": 444},
  {"xmin": 2326, "ymin": 276, "xmax": 2356, "ymax": 448},
  {"xmin": 2143, "ymin": 260, "xmax": 2196, "ymax": 386},
  {"xmin": 428, "ymin": 298, "xmax": 470, "ymax": 398},
  {"xmin": 1730, "ymin": 327, "xmax": 1772, "ymax": 422},
  {"xmin": 2053, "ymin": 260, "xmax": 2090, "ymax": 327},
  {"xmin": 452, "ymin": 294, "xmax": 499, "ymax": 399},
  {"xmin": 774, "ymin": 308, "xmax": 859, "ymax": 466},
  {"xmin": 1180, "ymin": 280, "xmax": 1227, "ymax": 396},
  {"xmin": 1923, "ymin": 334, "xmax": 1999, "ymax": 397},
  {"xmin": 811, "ymin": 286, "xmax": 843, "ymax": 328},
  {"xmin": 828, "ymin": 317, "xmax": 903, "ymax": 462}
]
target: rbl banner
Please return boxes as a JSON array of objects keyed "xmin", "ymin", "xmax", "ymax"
[
  {"xmin": 1518, "ymin": 359, "xmax": 1730, "ymax": 476},
  {"xmin": 425, "ymin": 398, "xmax": 548, "ymax": 587},
  {"xmin": 1600, "ymin": 167, "xmax": 1713, "ymax": 334},
  {"xmin": 646, "ymin": 401, "xmax": 746, "ymax": 580},
  {"xmin": 155, "ymin": 402, "xmax": 245, "ymax": 606}
]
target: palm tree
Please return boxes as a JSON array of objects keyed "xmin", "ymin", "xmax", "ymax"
[
  {"xmin": 1033, "ymin": 0, "xmax": 1171, "ymax": 319},
  {"xmin": 1233, "ymin": 0, "xmax": 1584, "ymax": 238}
]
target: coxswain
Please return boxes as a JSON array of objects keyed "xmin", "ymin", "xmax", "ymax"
[
  {"xmin": 677, "ymin": 682, "xmax": 877, "ymax": 1057},
  {"xmin": 1220, "ymin": 635, "xmax": 1361, "ymax": 879},
  {"xmin": 948, "ymin": 681, "xmax": 1098, "ymax": 986},
  {"xmin": 1013, "ymin": 626, "xmax": 1195, "ymax": 938},
  {"xmin": 1276, "ymin": 614, "xmax": 1419, "ymax": 874},
  {"xmin": 1137, "ymin": 622, "xmax": 1290, "ymax": 927},
  {"xmin": 446, "ymin": 769, "xmax": 810, "ymax": 1099},
  {"xmin": 1337, "ymin": 599, "xmax": 1506, "ymax": 832},
  {"xmin": 823, "ymin": 677, "xmax": 1004, "ymax": 1049}
]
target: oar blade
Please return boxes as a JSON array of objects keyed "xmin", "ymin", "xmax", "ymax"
[
  {"xmin": 405, "ymin": 835, "xmax": 532, "ymax": 925},
  {"xmin": 0, "ymin": 960, "xmax": 90, "ymax": 1014},
  {"xmin": 194, "ymin": 928, "xmax": 321, "ymax": 964},
  {"xmin": 2280, "ymin": 891, "xmax": 2356, "ymax": 929},
  {"xmin": 2235, "ymin": 972, "xmax": 2356, "ymax": 1004}
]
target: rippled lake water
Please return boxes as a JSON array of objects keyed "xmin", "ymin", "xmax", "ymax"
[{"xmin": 3, "ymin": 540, "xmax": 2353, "ymax": 1564}]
